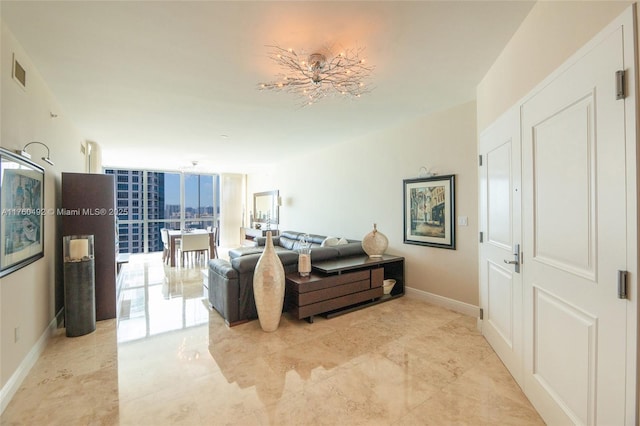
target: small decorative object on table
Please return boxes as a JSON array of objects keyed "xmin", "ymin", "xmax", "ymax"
[
  {"xmin": 253, "ymin": 231, "xmax": 285, "ymax": 332},
  {"xmin": 298, "ymin": 234, "xmax": 311, "ymax": 277},
  {"xmin": 382, "ymin": 279, "xmax": 396, "ymax": 295},
  {"xmin": 362, "ymin": 223, "xmax": 388, "ymax": 258}
]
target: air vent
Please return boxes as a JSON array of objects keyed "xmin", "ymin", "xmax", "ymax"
[{"xmin": 12, "ymin": 54, "xmax": 26, "ymax": 89}]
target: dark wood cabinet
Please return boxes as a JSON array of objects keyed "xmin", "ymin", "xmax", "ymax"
[{"xmin": 62, "ymin": 173, "xmax": 116, "ymax": 320}]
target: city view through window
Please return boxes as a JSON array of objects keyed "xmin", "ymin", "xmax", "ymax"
[{"xmin": 105, "ymin": 169, "xmax": 220, "ymax": 253}]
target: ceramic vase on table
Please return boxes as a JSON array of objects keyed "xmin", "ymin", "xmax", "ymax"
[
  {"xmin": 253, "ymin": 231, "xmax": 285, "ymax": 332},
  {"xmin": 362, "ymin": 223, "xmax": 388, "ymax": 258}
]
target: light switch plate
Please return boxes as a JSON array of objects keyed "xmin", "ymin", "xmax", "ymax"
[{"xmin": 457, "ymin": 216, "xmax": 468, "ymax": 226}]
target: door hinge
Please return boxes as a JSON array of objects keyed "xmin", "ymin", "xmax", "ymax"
[
  {"xmin": 616, "ymin": 70, "xmax": 626, "ymax": 100},
  {"xmin": 479, "ymin": 231, "xmax": 483, "ymax": 243},
  {"xmin": 618, "ymin": 270, "xmax": 628, "ymax": 299},
  {"xmin": 479, "ymin": 308, "xmax": 484, "ymax": 320},
  {"xmin": 479, "ymin": 155, "xmax": 483, "ymax": 166}
]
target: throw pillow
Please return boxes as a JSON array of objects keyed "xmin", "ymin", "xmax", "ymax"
[
  {"xmin": 321, "ymin": 237, "xmax": 339, "ymax": 247},
  {"xmin": 336, "ymin": 237, "xmax": 349, "ymax": 245}
]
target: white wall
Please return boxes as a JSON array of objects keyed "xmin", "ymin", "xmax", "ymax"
[
  {"xmin": 248, "ymin": 100, "xmax": 479, "ymax": 305},
  {"xmin": 477, "ymin": 1, "xmax": 631, "ymax": 131},
  {"xmin": 0, "ymin": 22, "xmax": 86, "ymax": 401}
]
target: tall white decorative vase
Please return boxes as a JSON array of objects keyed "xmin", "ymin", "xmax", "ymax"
[{"xmin": 253, "ymin": 231, "xmax": 285, "ymax": 332}]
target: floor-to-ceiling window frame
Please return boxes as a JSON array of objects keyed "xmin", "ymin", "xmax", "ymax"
[{"xmin": 105, "ymin": 168, "xmax": 220, "ymax": 254}]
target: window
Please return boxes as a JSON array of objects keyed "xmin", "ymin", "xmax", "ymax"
[
  {"xmin": 106, "ymin": 169, "xmax": 219, "ymax": 254},
  {"xmin": 184, "ymin": 174, "xmax": 214, "ymax": 229}
]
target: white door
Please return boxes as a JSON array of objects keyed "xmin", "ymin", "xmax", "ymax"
[
  {"xmin": 521, "ymin": 20, "xmax": 631, "ymax": 425},
  {"xmin": 479, "ymin": 106, "xmax": 523, "ymax": 386}
]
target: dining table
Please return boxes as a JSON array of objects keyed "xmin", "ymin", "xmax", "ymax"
[{"xmin": 167, "ymin": 229, "xmax": 216, "ymax": 267}]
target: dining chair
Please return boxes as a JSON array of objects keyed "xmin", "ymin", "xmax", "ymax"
[
  {"xmin": 209, "ymin": 227, "xmax": 218, "ymax": 259},
  {"xmin": 179, "ymin": 232, "xmax": 210, "ymax": 266},
  {"xmin": 160, "ymin": 228, "xmax": 170, "ymax": 264},
  {"xmin": 161, "ymin": 228, "xmax": 182, "ymax": 265}
]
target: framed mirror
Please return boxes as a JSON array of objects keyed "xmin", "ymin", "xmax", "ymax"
[{"xmin": 253, "ymin": 190, "xmax": 279, "ymax": 225}]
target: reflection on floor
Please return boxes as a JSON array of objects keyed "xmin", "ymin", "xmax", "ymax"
[
  {"xmin": 117, "ymin": 258, "xmax": 209, "ymax": 343},
  {"xmin": 1, "ymin": 253, "xmax": 543, "ymax": 425}
]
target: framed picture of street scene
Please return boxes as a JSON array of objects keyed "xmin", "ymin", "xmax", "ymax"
[
  {"xmin": 403, "ymin": 174, "xmax": 455, "ymax": 249},
  {"xmin": 0, "ymin": 147, "xmax": 45, "ymax": 277}
]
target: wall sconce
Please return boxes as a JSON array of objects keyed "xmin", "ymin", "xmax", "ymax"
[
  {"xmin": 16, "ymin": 141, "xmax": 54, "ymax": 166},
  {"xmin": 418, "ymin": 166, "xmax": 435, "ymax": 178}
]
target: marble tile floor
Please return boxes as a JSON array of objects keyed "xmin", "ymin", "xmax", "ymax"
[{"xmin": 1, "ymin": 253, "xmax": 544, "ymax": 426}]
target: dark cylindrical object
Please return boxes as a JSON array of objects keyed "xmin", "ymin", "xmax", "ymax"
[{"xmin": 63, "ymin": 235, "xmax": 96, "ymax": 337}]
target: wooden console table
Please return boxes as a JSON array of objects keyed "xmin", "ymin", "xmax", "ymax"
[{"xmin": 285, "ymin": 254, "xmax": 404, "ymax": 323}]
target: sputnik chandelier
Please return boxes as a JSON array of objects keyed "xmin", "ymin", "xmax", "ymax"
[{"xmin": 259, "ymin": 45, "xmax": 374, "ymax": 106}]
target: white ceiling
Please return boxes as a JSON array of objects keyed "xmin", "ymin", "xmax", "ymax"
[{"xmin": 1, "ymin": 1, "xmax": 534, "ymax": 173}]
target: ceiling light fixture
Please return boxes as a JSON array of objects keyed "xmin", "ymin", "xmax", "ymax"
[
  {"xmin": 259, "ymin": 45, "xmax": 374, "ymax": 106},
  {"xmin": 16, "ymin": 141, "xmax": 54, "ymax": 166}
]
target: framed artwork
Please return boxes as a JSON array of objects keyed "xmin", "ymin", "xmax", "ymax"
[
  {"xmin": 403, "ymin": 174, "xmax": 455, "ymax": 249},
  {"xmin": 0, "ymin": 147, "xmax": 45, "ymax": 277}
]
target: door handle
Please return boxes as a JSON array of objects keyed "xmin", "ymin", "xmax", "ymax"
[{"xmin": 503, "ymin": 244, "xmax": 520, "ymax": 273}]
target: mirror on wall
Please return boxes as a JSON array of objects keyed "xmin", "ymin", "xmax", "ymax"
[{"xmin": 253, "ymin": 190, "xmax": 279, "ymax": 225}]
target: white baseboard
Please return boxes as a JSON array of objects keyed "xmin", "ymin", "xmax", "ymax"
[
  {"xmin": 0, "ymin": 316, "xmax": 58, "ymax": 414},
  {"xmin": 405, "ymin": 286, "xmax": 481, "ymax": 318}
]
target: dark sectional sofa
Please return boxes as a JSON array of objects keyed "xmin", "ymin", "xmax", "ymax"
[{"xmin": 207, "ymin": 230, "xmax": 365, "ymax": 325}]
